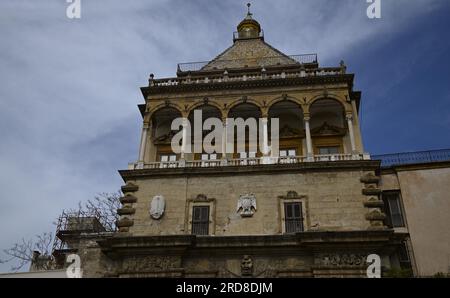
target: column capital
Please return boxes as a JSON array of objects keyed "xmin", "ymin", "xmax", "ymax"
[
  {"xmin": 221, "ymin": 116, "xmax": 228, "ymax": 124},
  {"xmin": 346, "ymin": 113, "xmax": 353, "ymax": 121},
  {"xmin": 181, "ymin": 117, "xmax": 190, "ymax": 126}
]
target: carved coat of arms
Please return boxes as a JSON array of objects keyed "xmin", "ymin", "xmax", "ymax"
[
  {"xmin": 237, "ymin": 194, "xmax": 257, "ymax": 217},
  {"xmin": 150, "ymin": 195, "xmax": 165, "ymax": 219}
]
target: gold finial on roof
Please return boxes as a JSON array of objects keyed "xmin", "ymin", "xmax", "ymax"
[{"xmin": 237, "ymin": 2, "xmax": 261, "ymax": 38}]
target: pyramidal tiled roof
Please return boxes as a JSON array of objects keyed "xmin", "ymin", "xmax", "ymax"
[{"xmin": 201, "ymin": 38, "xmax": 298, "ymax": 71}]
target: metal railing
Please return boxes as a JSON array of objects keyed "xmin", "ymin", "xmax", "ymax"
[
  {"xmin": 128, "ymin": 154, "xmax": 369, "ymax": 170},
  {"xmin": 372, "ymin": 149, "xmax": 450, "ymax": 167},
  {"xmin": 192, "ymin": 222, "xmax": 209, "ymax": 236},
  {"xmin": 289, "ymin": 54, "xmax": 318, "ymax": 64},
  {"xmin": 177, "ymin": 54, "xmax": 318, "ymax": 73},
  {"xmin": 285, "ymin": 218, "xmax": 304, "ymax": 234}
]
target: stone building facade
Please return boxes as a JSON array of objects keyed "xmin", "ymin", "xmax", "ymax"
[
  {"xmin": 51, "ymin": 8, "xmax": 450, "ymax": 278},
  {"xmin": 374, "ymin": 157, "xmax": 450, "ymax": 276}
]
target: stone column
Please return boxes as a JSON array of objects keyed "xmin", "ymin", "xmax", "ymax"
[
  {"xmin": 261, "ymin": 118, "xmax": 269, "ymax": 156},
  {"xmin": 261, "ymin": 117, "xmax": 272, "ymax": 164},
  {"xmin": 180, "ymin": 117, "xmax": 189, "ymax": 160},
  {"xmin": 137, "ymin": 122, "xmax": 150, "ymax": 168},
  {"xmin": 304, "ymin": 115, "xmax": 313, "ymax": 161},
  {"xmin": 346, "ymin": 114, "xmax": 357, "ymax": 153},
  {"xmin": 221, "ymin": 117, "xmax": 228, "ymax": 165}
]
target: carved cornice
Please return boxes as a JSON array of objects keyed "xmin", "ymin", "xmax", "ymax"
[
  {"xmin": 278, "ymin": 190, "xmax": 306, "ymax": 200},
  {"xmin": 141, "ymin": 74, "xmax": 355, "ymax": 96},
  {"xmin": 188, "ymin": 194, "xmax": 216, "ymax": 203},
  {"xmin": 98, "ymin": 230, "xmax": 407, "ymax": 258},
  {"xmin": 119, "ymin": 160, "xmax": 381, "ymax": 180}
]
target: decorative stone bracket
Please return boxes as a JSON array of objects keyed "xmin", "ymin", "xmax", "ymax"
[
  {"xmin": 117, "ymin": 207, "xmax": 136, "ymax": 216},
  {"xmin": 121, "ymin": 182, "xmax": 139, "ymax": 193},
  {"xmin": 117, "ymin": 182, "xmax": 139, "ymax": 233},
  {"xmin": 360, "ymin": 172, "xmax": 386, "ymax": 230}
]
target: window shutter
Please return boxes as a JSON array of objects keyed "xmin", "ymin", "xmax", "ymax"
[
  {"xmin": 192, "ymin": 206, "xmax": 210, "ymax": 235},
  {"xmin": 284, "ymin": 202, "xmax": 304, "ymax": 233}
]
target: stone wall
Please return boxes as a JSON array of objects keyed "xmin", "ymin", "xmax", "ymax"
[
  {"xmin": 122, "ymin": 164, "xmax": 374, "ymax": 236},
  {"xmin": 381, "ymin": 164, "xmax": 450, "ymax": 276}
]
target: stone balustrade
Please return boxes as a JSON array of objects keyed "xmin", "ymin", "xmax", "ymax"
[
  {"xmin": 149, "ymin": 67, "xmax": 343, "ymax": 87},
  {"xmin": 128, "ymin": 154, "xmax": 370, "ymax": 170}
]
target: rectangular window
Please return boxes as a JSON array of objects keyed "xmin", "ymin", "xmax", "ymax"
[
  {"xmin": 160, "ymin": 154, "xmax": 177, "ymax": 168},
  {"xmin": 239, "ymin": 152, "xmax": 256, "ymax": 158},
  {"xmin": 160, "ymin": 154, "xmax": 177, "ymax": 162},
  {"xmin": 383, "ymin": 192, "xmax": 405, "ymax": 228},
  {"xmin": 201, "ymin": 153, "xmax": 217, "ymax": 160},
  {"xmin": 192, "ymin": 206, "xmax": 210, "ymax": 235},
  {"xmin": 239, "ymin": 151, "xmax": 257, "ymax": 165},
  {"xmin": 398, "ymin": 241, "xmax": 412, "ymax": 269},
  {"xmin": 318, "ymin": 146, "xmax": 340, "ymax": 155},
  {"xmin": 284, "ymin": 202, "xmax": 304, "ymax": 233},
  {"xmin": 279, "ymin": 149, "xmax": 297, "ymax": 164},
  {"xmin": 280, "ymin": 149, "xmax": 297, "ymax": 157},
  {"xmin": 201, "ymin": 153, "xmax": 218, "ymax": 167}
]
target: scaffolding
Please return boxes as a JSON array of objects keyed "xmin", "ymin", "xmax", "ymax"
[{"xmin": 52, "ymin": 209, "xmax": 115, "ymax": 253}]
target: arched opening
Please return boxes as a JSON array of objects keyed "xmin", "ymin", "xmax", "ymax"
[
  {"xmin": 228, "ymin": 103, "xmax": 262, "ymax": 160},
  {"xmin": 151, "ymin": 107, "xmax": 182, "ymax": 164},
  {"xmin": 309, "ymin": 99, "xmax": 347, "ymax": 155},
  {"xmin": 188, "ymin": 104, "xmax": 223, "ymax": 163},
  {"xmin": 268, "ymin": 100, "xmax": 304, "ymax": 158}
]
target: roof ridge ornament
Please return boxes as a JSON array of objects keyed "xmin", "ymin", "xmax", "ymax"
[{"xmin": 236, "ymin": 2, "xmax": 261, "ymax": 40}]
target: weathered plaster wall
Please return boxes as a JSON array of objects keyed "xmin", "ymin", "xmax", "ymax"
[
  {"xmin": 394, "ymin": 167, "xmax": 450, "ymax": 276},
  {"xmin": 379, "ymin": 173, "xmax": 400, "ymax": 191}
]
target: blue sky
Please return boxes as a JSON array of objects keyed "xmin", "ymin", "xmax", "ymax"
[{"xmin": 1, "ymin": 0, "xmax": 449, "ymax": 272}]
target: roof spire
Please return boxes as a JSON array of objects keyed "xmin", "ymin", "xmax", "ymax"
[{"xmin": 236, "ymin": 2, "xmax": 261, "ymax": 40}]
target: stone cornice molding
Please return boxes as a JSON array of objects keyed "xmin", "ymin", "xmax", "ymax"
[{"xmin": 141, "ymin": 74, "xmax": 356, "ymax": 97}]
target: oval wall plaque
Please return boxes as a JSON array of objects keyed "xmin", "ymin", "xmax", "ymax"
[{"xmin": 150, "ymin": 195, "xmax": 165, "ymax": 220}]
